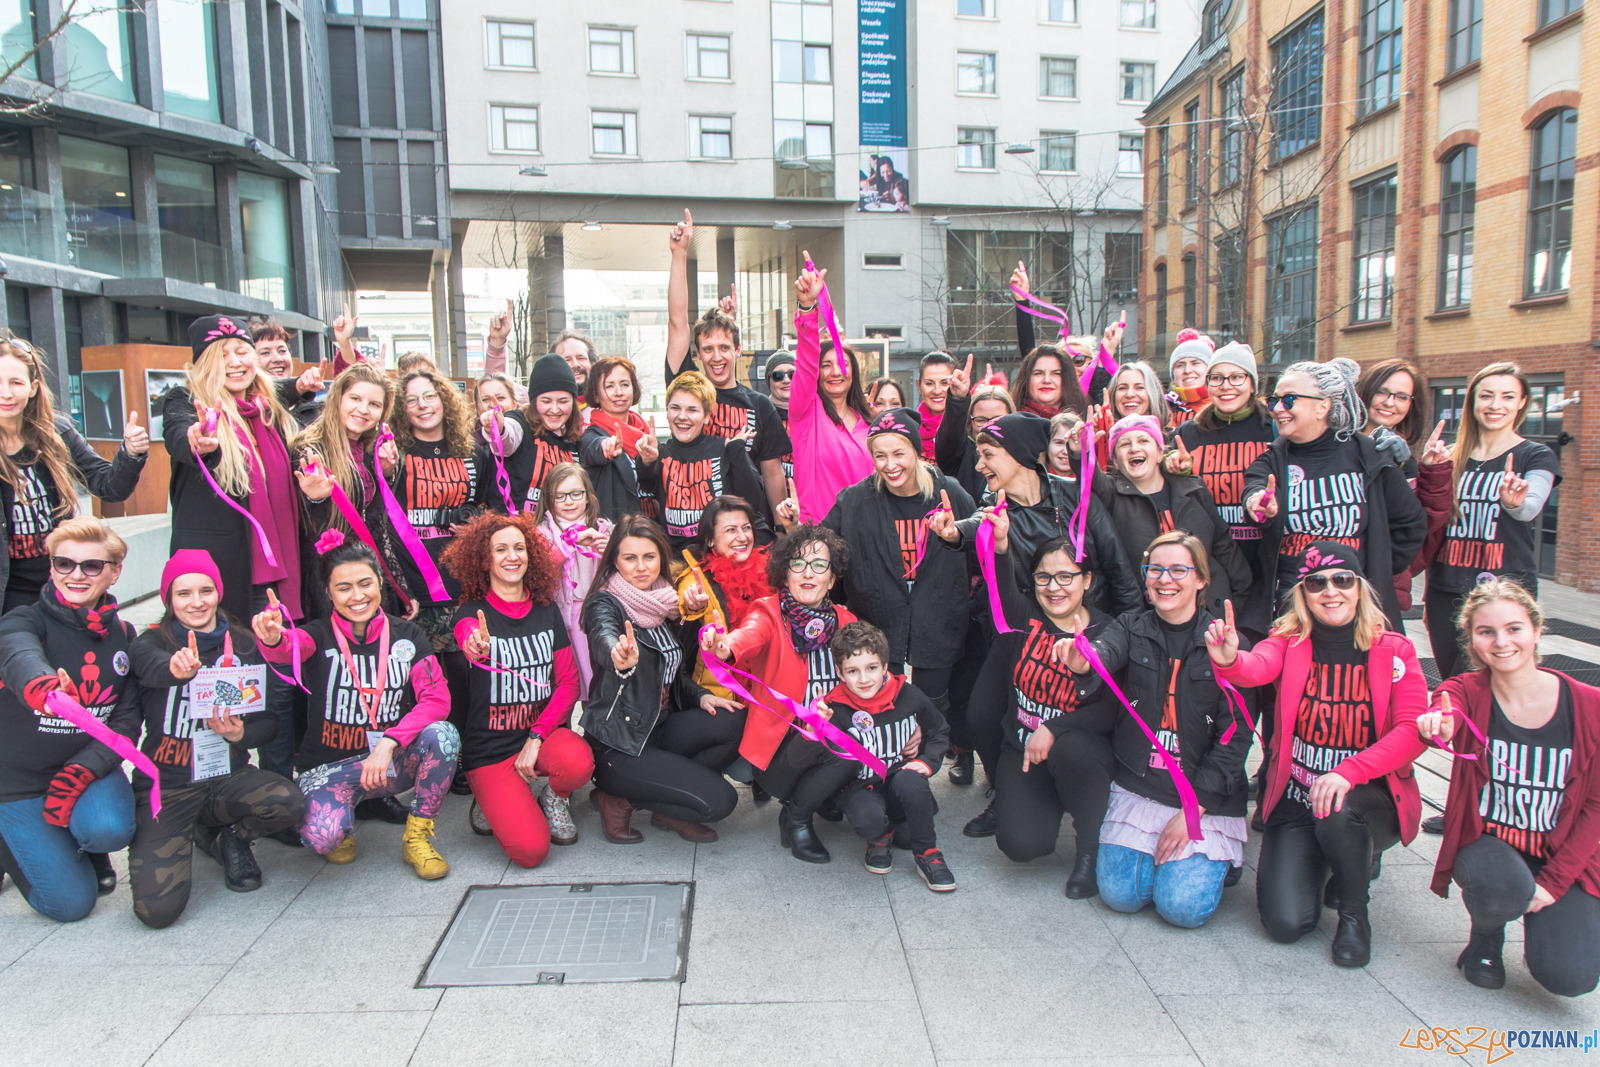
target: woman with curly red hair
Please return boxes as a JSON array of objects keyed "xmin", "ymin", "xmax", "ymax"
[{"xmin": 440, "ymin": 513, "xmax": 592, "ymax": 864}]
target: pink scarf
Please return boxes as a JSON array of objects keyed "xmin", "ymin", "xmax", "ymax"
[
  {"xmin": 235, "ymin": 397, "xmax": 301, "ymax": 619},
  {"xmin": 604, "ymin": 573, "xmax": 681, "ymax": 628},
  {"xmin": 917, "ymin": 401, "xmax": 942, "ymax": 459}
]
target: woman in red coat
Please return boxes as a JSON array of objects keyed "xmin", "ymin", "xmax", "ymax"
[
  {"xmin": 1419, "ymin": 580, "xmax": 1600, "ymax": 997},
  {"xmin": 1207, "ymin": 541, "xmax": 1428, "ymax": 968},
  {"xmin": 701, "ymin": 523, "xmax": 858, "ymax": 864}
]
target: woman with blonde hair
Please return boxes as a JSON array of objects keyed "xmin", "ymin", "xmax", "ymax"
[
  {"xmin": 0, "ymin": 334, "xmax": 148, "ymax": 614},
  {"xmin": 1208, "ymin": 540, "xmax": 1428, "ymax": 967},
  {"xmin": 933, "ymin": 353, "xmax": 1016, "ymax": 504}
]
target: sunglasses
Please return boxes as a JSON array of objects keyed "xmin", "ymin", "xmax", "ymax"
[
  {"xmin": 51, "ymin": 556, "xmax": 112, "ymax": 577},
  {"xmin": 1267, "ymin": 393, "xmax": 1321, "ymax": 411},
  {"xmin": 769, "ymin": 371, "xmax": 794, "ymax": 382},
  {"xmin": 1302, "ymin": 570, "xmax": 1358, "ymax": 593}
]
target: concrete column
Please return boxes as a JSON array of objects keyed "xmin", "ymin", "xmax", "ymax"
[
  {"xmin": 128, "ymin": 147, "xmax": 162, "ymax": 277},
  {"xmin": 80, "ymin": 297, "xmax": 116, "ymax": 347},
  {"xmin": 429, "ymin": 248, "xmax": 453, "ymax": 376},
  {"xmin": 447, "ymin": 223, "xmax": 467, "ymax": 372},
  {"xmin": 716, "ymin": 236, "xmax": 735, "ymax": 309},
  {"xmin": 28, "ymin": 288, "xmax": 69, "ymax": 406},
  {"xmin": 540, "ymin": 232, "xmax": 565, "ymax": 351},
  {"xmin": 33, "ymin": 127, "xmax": 67, "ymax": 266},
  {"xmin": 141, "ymin": 0, "xmax": 165, "ymax": 113},
  {"xmin": 685, "ymin": 257, "xmax": 698, "ymax": 320},
  {"xmin": 214, "ymin": 0, "xmax": 247, "ymax": 129},
  {"xmin": 215, "ymin": 164, "xmax": 242, "ymax": 291}
]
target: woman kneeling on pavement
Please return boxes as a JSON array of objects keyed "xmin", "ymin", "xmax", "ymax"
[
  {"xmin": 0, "ymin": 518, "xmax": 140, "ymax": 920},
  {"xmin": 442, "ymin": 512, "xmax": 593, "ymax": 865},
  {"xmin": 128, "ymin": 550, "xmax": 306, "ymax": 927},
  {"xmin": 1208, "ymin": 541, "xmax": 1428, "ymax": 968},
  {"xmin": 1421, "ymin": 580, "xmax": 1600, "ymax": 997},
  {"xmin": 254, "ymin": 535, "xmax": 458, "ymax": 879}
]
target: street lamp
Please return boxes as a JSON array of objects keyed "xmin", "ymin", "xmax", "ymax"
[{"xmin": 518, "ymin": 165, "xmax": 548, "ymax": 177}]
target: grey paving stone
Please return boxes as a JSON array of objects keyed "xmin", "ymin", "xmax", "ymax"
[
  {"xmin": 146, "ymin": 1010, "xmax": 433, "ymax": 1067},
  {"xmin": 0, "ymin": 920, "xmax": 56, "ymax": 971},
  {"xmin": 1369, "ymin": 939, "xmax": 1600, "ymax": 1040},
  {"xmin": 1159, "ymin": 991, "xmax": 1431, "ymax": 1067},
  {"xmin": 690, "ymin": 825, "xmax": 895, "ymax": 910},
  {"xmin": 414, "ymin": 982, "xmax": 680, "ymax": 1067},
  {"xmin": 675, "ymin": 999, "xmax": 935, "ymax": 1067}
]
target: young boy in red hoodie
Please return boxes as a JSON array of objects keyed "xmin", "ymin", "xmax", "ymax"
[{"xmin": 821, "ymin": 622, "xmax": 954, "ymax": 891}]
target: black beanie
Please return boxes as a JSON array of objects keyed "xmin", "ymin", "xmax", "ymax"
[
  {"xmin": 188, "ymin": 314, "xmax": 254, "ymax": 362},
  {"xmin": 764, "ymin": 350, "xmax": 796, "ymax": 379},
  {"xmin": 527, "ymin": 353, "xmax": 578, "ymax": 398},
  {"xmin": 866, "ymin": 406, "xmax": 922, "ymax": 452},
  {"xmin": 1295, "ymin": 540, "xmax": 1365, "ymax": 582},
  {"xmin": 983, "ymin": 412, "xmax": 1052, "ymax": 473}
]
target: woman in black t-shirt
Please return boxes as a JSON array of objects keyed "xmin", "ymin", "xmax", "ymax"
[
  {"xmin": 502, "ymin": 354, "xmax": 583, "ymax": 510},
  {"xmin": 657, "ymin": 371, "xmax": 769, "ymax": 552},
  {"xmin": 1419, "ymin": 362, "xmax": 1561, "ymax": 681},
  {"xmin": 1422, "ymin": 580, "xmax": 1600, "ymax": 998}
]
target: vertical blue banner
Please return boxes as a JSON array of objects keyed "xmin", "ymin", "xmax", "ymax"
[{"xmin": 859, "ymin": 0, "xmax": 906, "ymax": 148}]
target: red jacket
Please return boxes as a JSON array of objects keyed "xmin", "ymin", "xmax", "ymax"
[
  {"xmin": 725, "ymin": 595, "xmax": 856, "ymax": 771},
  {"xmin": 1218, "ymin": 628, "xmax": 1429, "ymax": 842},
  {"xmin": 1395, "ymin": 459, "xmax": 1453, "ymax": 611},
  {"xmin": 1430, "ymin": 669, "xmax": 1600, "ymax": 902}
]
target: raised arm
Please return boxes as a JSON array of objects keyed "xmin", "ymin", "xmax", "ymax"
[{"xmin": 666, "ymin": 209, "xmax": 694, "ymax": 377}]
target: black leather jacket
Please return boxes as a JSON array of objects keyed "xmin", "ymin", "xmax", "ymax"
[{"xmin": 580, "ymin": 591, "xmax": 709, "ymax": 757}]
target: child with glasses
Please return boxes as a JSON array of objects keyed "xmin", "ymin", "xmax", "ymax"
[
  {"xmin": 1206, "ymin": 541, "xmax": 1428, "ymax": 969},
  {"xmin": 532, "ymin": 463, "xmax": 611, "ymax": 692}
]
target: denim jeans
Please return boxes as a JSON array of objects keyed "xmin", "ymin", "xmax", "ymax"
[
  {"xmin": 1097, "ymin": 842, "xmax": 1228, "ymax": 929},
  {"xmin": 0, "ymin": 773, "xmax": 135, "ymax": 922},
  {"xmin": 251, "ymin": 584, "xmax": 299, "ymax": 778}
]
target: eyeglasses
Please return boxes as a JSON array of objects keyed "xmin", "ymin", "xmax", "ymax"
[
  {"xmin": 51, "ymin": 556, "xmax": 111, "ymax": 577},
  {"xmin": 1302, "ymin": 570, "xmax": 1358, "ymax": 593},
  {"xmin": 769, "ymin": 371, "xmax": 794, "ymax": 382},
  {"xmin": 1266, "ymin": 393, "xmax": 1320, "ymax": 411},
  {"xmin": 788, "ymin": 557, "xmax": 832, "ymax": 574},
  {"xmin": 1207, "ymin": 373, "xmax": 1250, "ymax": 388},
  {"xmin": 551, "ymin": 489, "xmax": 588, "ymax": 503},
  {"xmin": 1373, "ymin": 388, "xmax": 1413, "ymax": 404},
  {"xmin": 1142, "ymin": 564, "xmax": 1195, "ymax": 581},
  {"xmin": 1033, "ymin": 570, "xmax": 1084, "ymax": 588},
  {"xmin": 403, "ymin": 392, "xmax": 439, "ymax": 408}
]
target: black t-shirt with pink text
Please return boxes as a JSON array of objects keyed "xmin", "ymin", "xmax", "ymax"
[
  {"xmin": 1274, "ymin": 432, "xmax": 1369, "ymax": 605},
  {"xmin": 1281, "ymin": 621, "xmax": 1374, "ymax": 812},
  {"xmin": 1430, "ymin": 440, "xmax": 1561, "ymax": 594},
  {"xmin": 454, "ymin": 598, "xmax": 568, "ymax": 772},
  {"xmin": 997, "ymin": 609, "xmax": 1116, "ymax": 749},
  {"xmin": 1480, "ymin": 682, "xmax": 1573, "ymax": 863}
]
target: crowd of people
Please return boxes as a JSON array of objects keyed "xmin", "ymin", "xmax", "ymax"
[{"xmin": 0, "ymin": 211, "xmax": 1591, "ymax": 1001}]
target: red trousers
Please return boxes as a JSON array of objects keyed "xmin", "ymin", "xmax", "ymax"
[{"xmin": 465, "ymin": 727, "xmax": 593, "ymax": 868}]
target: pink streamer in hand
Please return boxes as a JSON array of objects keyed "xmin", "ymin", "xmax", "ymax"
[
  {"xmin": 374, "ymin": 425, "xmax": 449, "ymax": 603},
  {"xmin": 487, "ymin": 408, "xmax": 518, "ymax": 514},
  {"xmin": 190, "ymin": 425, "xmax": 278, "ymax": 569},
  {"xmin": 1427, "ymin": 705, "xmax": 1511, "ymax": 777},
  {"xmin": 306, "ymin": 459, "xmax": 414, "ymax": 614},
  {"xmin": 1069, "ymin": 421, "xmax": 1093, "ymax": 563},
  {"xmin": 904, "ymin": 504, "xmax": 949, "ymax": 581},
  {"xmin": 1215, "ymin": 675, "xmax": 1257, "ymax": 747},
  {"xmin": 1010, "ymin": 284, "xmax": 1070, "ymax": 342},
  {"xmin": 975, "ymin": 498, "xmax": 1015, "ymax": 634},
  {"xmin": 804, "ymin": 257, "xmax": 849, "ymax": 380},
  {"xmin": 44, "ymin": 691, "xmax": 162, "ymax": 818}
]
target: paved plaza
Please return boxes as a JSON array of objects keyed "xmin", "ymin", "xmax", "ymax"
[{"xmin": 1, "ymin": 582, "xmax": 1596, "ymax": 1067}]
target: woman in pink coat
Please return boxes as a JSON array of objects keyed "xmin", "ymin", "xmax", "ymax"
[
  {"xmin": 1205, "ymin": 540, "xmax": 1428, "ymax": 969},
  {"xmin": 787, "ymin": 255, "xmax": 874, "ymax": 524}
]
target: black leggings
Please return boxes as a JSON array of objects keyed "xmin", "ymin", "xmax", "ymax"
[
  {"xmin": 1425, "ymin": 585, "xmax": 1471, "ymax": 682},
  {"xmin": 843, "ymin": 770, "xmax": 939, "ymax": 852},
  {"xmin": 993, "ymin": 730, "xmax": 1114, "ymax": 863},
  {"xmin": 756, "ymin": 732, "xmax": 857, "ymax": 818},
  {"xmin": 944, "ymin": 616, "xmax": 993, "ymax": 754},
  {"xmin": 965, "ymin": 641, "xmax": 1010, "ymax": 784},
  {"xmin": 589, "ymin": 736, "xmax": 739, "ymax": 824},
  {"xmin": 660, "ymin": 705, "xmax": 747, "ymax": 772},
  {"xmin": 897, "ymin": 665, "xmax": 952, "ymax": 704},
  {"xmin": 1453, "ymin": 834, "xmax": 1600, "ymax": 997},
  {"xmin": 1257, "ymin": 784, "xmax": 1399, "ymax": 943}
]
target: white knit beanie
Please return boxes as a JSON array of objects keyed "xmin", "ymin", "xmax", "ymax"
[
  {"xmin": 1168, "ymin": 338, "xmax": 1214, "ymax": 378},
  {"xmin": 1206, "ymin": 342, "xmax": 1258, "ymax": 387}
]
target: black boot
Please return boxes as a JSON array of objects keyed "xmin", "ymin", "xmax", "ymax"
[
  {"xmin": 1456, "ymin": 925, "xmax": 1506, "ymax": 989},
  {"xmin": 751, "ymin": 780, "xmax": 771, "ymax": 804},
  {"xmin": 948, "ymin": 749, "xmax": 975, "ymax": 786},
  {"xmin": 1064, "ymin": 849, "xmax": 1098, "ymax": 899},
  {"xmin": 963, "ymin": 794, "xmax": 998, "ymax": 838},
  {"xmin": 204, "ymin": 825, "xmax": 263, "ymax": 893},
  {"xmin": 1421, "ymin": 814, "xmax": 1444, "ymax": 835},
  {"xmin": 354, "ymin": 795, "xmax": 409, "ymax": 825},
  {"xmin": 1330, "ymin": 903, "xmax": 1372, "ymax": 967},
  {"xmin": 86, "ymin": 851, "xmax": 116, "ymax": 896},
  {"xmin": 780, "ymin": 804, "xmax": 830, "ymax": 864},
  {"xmin": 1223, "ymin": 864, "xmax": 1243, "ymax": 888}
]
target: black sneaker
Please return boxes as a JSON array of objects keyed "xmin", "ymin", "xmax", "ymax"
[
  {"xmin": 355, "ymin": 795, "xmax": 409, "ymax": 825},
  {"xmin": 205, "ymin": 825, "xmax": 263, "ymax": 893},
  {"xmin": 914, "ymin": 848, "xmax": 956, "ymax": 892},
  {"xmin": 1457, "ymin": 926, "xmax": 1506, "ymax": 989},
  {"xmin": 864, "ymin": 835, "xmax": 893, "ymax": 875},
  {"xmin": 1422, "ymin": 814, "xmax": 1444, "ymax": 835},
  {"xmin": 1223, "ymin": 864, "xmax": 1243, "ymax": 888},
  {"xmin": 948, "ymin": 750, "xmax": 975, "ymax": 786},
  {"xmin": 962, "ymin": 798, "xmax": 997, "ymax": 838}
]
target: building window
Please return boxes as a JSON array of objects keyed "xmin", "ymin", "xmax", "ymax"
[
  {"xmin": 1266, "ymin": 205, "xmax": 1318, "ymax": 362},
  {"xmin": 1181, "ymin": 254, "xmax": 1197, "ymax": 328},
  {"xmin": 1118, "ymin": 133, "xmax": 1144, "ymax": 174},
  {"xmin": 238, "ymin": 171, "xmax": 294, "ymax": 310},
  {"xmin": 1538, "ymin": 0, "xmax": 1582, "ymax": 27},
  {"xmin": 863, "ymin": 253, "xmax": 904, "ymax": 268},
  {"xmin": 1446, "ymin": 0, "xmax": 1481, "ymax": 72},
  {"xmin": 958, "ymin": 0, "xmax": 994, "ymax": 16},
  {"xmin": 804, "ymin": 45, "xmax": 831, "ymax": 82},
  {"xmin": 588, "ymin": 27, "xmax": 635, "ymax": 75},
  {"xmin": 957, "ymin": 51, "xmax": 997, "ymax": 94},
  {"xmin": 59, "ymin": 4, "xmax": 134, "ymax": 102},
  {"xmin": 686, "ymin": 34, "xmax": 730, "ymax": 79},
  {"xmin": 1040, "ymin": 0, "xmax": 1077, "ymax": 22},
  {"xmin": 1156, "ymin": 123, "xmax": 1169, "ymax": 218},
  {"xmin": 691, "ymin": 115, "xmax": 732, "ymax": 159},
  {"xmin": 58, "ymin": 135, "xmax": 133, "ymax": 277},
  {"xmin": 154, "ymin": 154, "xmax": 218, "ymax": 285},
  {"xmin": 158, "ymin": 0, "xmax": 221, "ymax": 122},
  {"xmin": 2, "ymin": 0, "xmax": 37, "ymax": 79},
  {"xmin": 957, "ymin": 127, "xmax": 996, "ymax": 169},
  {"xmin": 1271, "ymin": 12, "xmax": 1322, "ymax": 159},
  {"xmin": 1526, "ymin": 108, "xmax": 1577, "ymax": 296},
  {"xmin": 1214, "ymin": 229, "xmax": 1243, "ymax": 341},
  {"xmin": 489, "ymin": 105, "xmax": 539, "ymax": 152},
  {"xmin": 1120, "ymin": 61, "xmax": 1155, "ymax": 101},
  {"xmin": 1041, "ymin": 132, "xmax": 1076, "ymax": 172},
  {"xmin": 1105, "ymin": 232, "xmax": 1141, "ymax": 302},
  {"xmin": 1351, "ymin": 172, "xmax": 1397, "ymax": 321},
  {"xmin": 1040, "ymin": 56, "xmax": 1077, "ymax": 98},
  {"xmin": 487, "ymin": 20, "xmax": 535, "ymax": 69},
  {"xmin": 1357, "ymin": 0, "xmax": 1401, "ymax": 117},
  {"xmin": 1201, "ymin": 0, "xmax": 1226, "ymax": 43},
  {"xmin": 775, "ymin": 119, "xmax": 832, "ymax": 164},
  {"xmin": 1184, "ymin": 100, "xmax": 1200, "ymax": 205},
  {"xmin": 1121, "ymin": 0, "xmax": 1156, "ymax": 28},
  {"xmin": 1219, "ymin": 69, "xmax": 1244, "ymax": 187},
  {"xmin": 1153, "ymin": 263, "xmax": 1168, "ymax": 347},
  {"xmin": 1438, "ymin": 146, "xmax": 1475, "ymax": 309},
  {"xmin": 592, "ymin": 110, "xmax": 637, "ymax": 155}
]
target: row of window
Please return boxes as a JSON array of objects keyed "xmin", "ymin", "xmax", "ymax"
[
  {"xmin": 958, "ymin": 0, "xmax": 1160, "ymax": 26},
  {"xmin": 958, "ymin": 127, "xmax": 1145, "ymax": 173},
  {"xmin": 958, "ymin": 53, "xmax": 1157, "ymax": 102},
  {"xmin": 488, "ymin": 105, "xmax": 759, "ymax": 160}
]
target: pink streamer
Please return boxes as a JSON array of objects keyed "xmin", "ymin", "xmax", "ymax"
[
  {"xmin": 698, "ymin": 626, "xmax": 888, "ymax": 778},
  {"xmin": 975, "ymin": 499, "xmax": 1015, "ymax": 634},
  {"xmin": 1083, "ymin": 338, "xmax": 1121, "ymax": 394},
  {"xmin": 557, "ymin": 524, "xmax": 602, "ymax": 591},
  {"xmin": 307, "ymin": 459, "xmax": 414, "ymax": 613},
  {"xmin": 1073, "ymin": 632, "xmax": 1204, "ymax": 841},
  {"xmin": 1215, "ymin": 675, "xmax": 1257, "ymax": 747},
  {"xmin": 261, "ymin": 605, "xmax": 309, "ymax": 694},
  {"xmin": 190, "ymin": 439, "xmax": 278, "ymax": 569},
  {"xmin": 904, "ymin": 504, "xmax": 949, "ymax": 581},
  {"xmin": 374, "ymin": 425, "xmax": 448, "ymax": 603},
  {"xmin": 1069, "ymin": 421, "xmax": 1092, "ymax": 562},
  {"xmin": 804, "ymin": 258, "xmax": 849, "ymax": 380},
  {"xmin": 487, "ymin": 408, "xmax": 518, "ymax": 514},
  {"xmin": 1010, "ymin": 284, "xmax": 1070, "ymax": 342},
  {"xmin": 44, "ymin": 691, "xmax": 162, "ymax": 818},
  {"xmin": 1428, "ymin": 704, "xmax": 1510, "ymax": 777}
]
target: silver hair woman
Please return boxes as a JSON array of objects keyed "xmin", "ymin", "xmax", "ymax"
[
  {"xmin": 1107, "ymin": 360, "xmax": 1172, "ymax": 426},
  {"xmin": 1278, "ymin": 357, "xmax": 1367, "ymax": 439}
]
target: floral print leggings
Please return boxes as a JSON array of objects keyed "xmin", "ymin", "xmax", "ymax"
[{"xmin": 295, "ymin": 722, "xmax": 461, "ymax": 855}]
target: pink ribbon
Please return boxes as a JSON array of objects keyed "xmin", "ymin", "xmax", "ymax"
[
  {"xmin": 307, "ymin": 459, "xmax": 414, "ymax": 613},
  {"xmin": 261, "ymin": 604, "xmax": 309, "ymax": 694},
  {"xmin": 904, "ymin": 504, "xmax": 949, "ymax": 581},
  {"xmin": 1011, "ymin": 284, "xmax": 1069, "ymax": 343},
  {"xmin": 558, "ymin": 524, "xmax": 602, "ymax": 591},
  {"xmin": 1082, "ymin": 329, "xmax": 1122, "ymax": 393},
  {"xmin": 1428, "ymin": 705, "xmax": 1511, "ymax": 777},
  {"xmin": 190, "ymin": 437, "xmax": 278, "ymax": 569},
  {"xmin": 1073, "ymin": 631, "xmax": 1204, "ymax": 842},
  {"xmin": 698, "ymin": 626, "xmax": 888, "ymax": 778},
  {"xmin": 804, "ymin": 258, "xmax": 849, "ymax": 380},
  {"xmin": 487, "ymin": 408, "xmax": 518, "ymax": 514},
  {"xmin": 373, "ymin": 425, "xmax": 448, "ymax": 603},
  {"xmin": 1069, "ymin": 421, "xmax": 1093, "ymax": 562},
  {"xmin": 1215, "ymin": 675, "xmax": 1257, "ymax": 747},
  {"xmin": 44, "ymin": 691, "xmax": 162, "ymax": 818},
  {"xmin": 975, "ymin": 499, "xmax": 1016, "ymax": 634}
]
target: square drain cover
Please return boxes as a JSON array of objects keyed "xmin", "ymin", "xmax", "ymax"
[{"xmin": 419, "ymin": 882, "xmax": 693, "ymax": 987}]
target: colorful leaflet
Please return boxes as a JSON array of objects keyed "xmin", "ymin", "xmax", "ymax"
[
  {"xmin": 44, "ymin": 691, "xmax": 162, "ymax": 817},
  {"xmin": 374, "ymin": 425, "xmax": 449, "ymax": 602},
  {"xmin": 1069, "ymin": 421, "xmax": 1093, "ymax": 562},
  {"xmin": 1073, "ymin": 631, "xmax": 1204, "ymax": 842},
  {"xmin": 975, "ymin": 499, "xmax": 1015, "ymax": 634},
  {"xmin": 804, "ymin": 258, "xmax": 849, "ymax": 379}
]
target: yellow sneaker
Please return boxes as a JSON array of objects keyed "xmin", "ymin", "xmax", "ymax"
[
  {"xmin": 402, "ymin": 815, "xmax": 449, "ymax": 880},
  {"xmin": 326, "ymin": 834, "xmax": 357, "ymax": 864}
]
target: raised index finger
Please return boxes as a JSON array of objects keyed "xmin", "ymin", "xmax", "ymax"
[
  {"xmin": 188, "ymin": 630, "xmax": 198, "ymax": 655},
  {"xmin": 1506, "ymin": 453, "xmax": 1516, "ymax": 475},
  {"xmin": 1427, "ymin": 419, "xmax": 1445, "ymax": 448},
  {"xmin": 1224, "ymin": 599, "xmax": 1235, "ymax": 630}
]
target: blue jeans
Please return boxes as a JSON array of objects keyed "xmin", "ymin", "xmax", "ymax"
[
  {"xmin": 252, "ymin": 584, "xmax": 298, "ymax": 778},
  {"xmin": 0, "ymin": 773, "xmax": 135, "ymax": 922},
  {"xmin": 1097, "ymin": 842, "xmax": 1228, "ymax": 929}
]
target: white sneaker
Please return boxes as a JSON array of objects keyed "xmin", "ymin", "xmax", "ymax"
[{"xmin": 538, "ymin": 784, "xmax": 578, "ymax": 845}]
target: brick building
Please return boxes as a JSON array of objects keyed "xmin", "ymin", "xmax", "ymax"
[{"xmin": 1138, "ymin": 0, "xmax": 1595, "ymax": 590}]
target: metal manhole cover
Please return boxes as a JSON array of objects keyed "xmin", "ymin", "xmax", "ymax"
[{"xmin": 418, "ymin": 882, "xmax": 693, "ymax": 987}]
